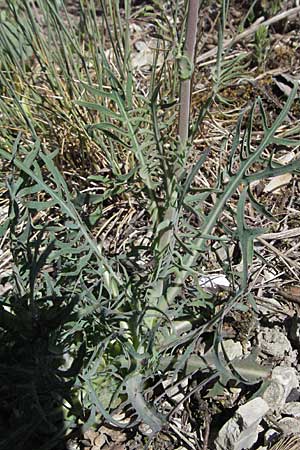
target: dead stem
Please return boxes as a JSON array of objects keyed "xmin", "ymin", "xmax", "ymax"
[{"xmin": 197, "ymin": 5, "xmax": 300, "ymax": 64}]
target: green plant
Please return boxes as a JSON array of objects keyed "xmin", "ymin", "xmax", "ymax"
[
  {"xmin": 0, "ymin": 1, "xmax": 300, "ymax": 449},
  {"xmin": 254, "ymin": 24, "xmax": 270, "ymax": 71},
  {"xmin": 261, "ymin": 0, "xmax": 282, "ymax": 17}
]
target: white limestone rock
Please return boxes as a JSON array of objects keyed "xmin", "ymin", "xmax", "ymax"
[
  {"xmin": 278, "ymin": 417, "xmax": 300, "ymax": 434},
  {"xmin": 262, "ymin": 366, "xmax": 299, "ymax": 412},
  {"xmin": 215, "ymin": 397, "xmax": 269, "ymax": 450},
  {"xmin": 272, "ymin": 366, "xmax": 299, "ymax": 401},
  {"xmin": 222, "ymin": 339, "xmax": 243, "ymax": 361},
  {"xmin": 257, "ymin": 327, "xmax": 296, "ymax": 363},
  {"xmin": 282, "ymin": 402, "xmax": 300, "ymax": 418},
  {"xmin": 262, "ymin": 380, "xmax": 286, "ymax": 412}
]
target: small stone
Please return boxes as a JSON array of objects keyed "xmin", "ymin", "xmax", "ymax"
[
  {"xmin": 278, "ymin": 417, "xmax": 300, "ymax": 434},
  {"xmin": 199, "ymin": 273, "xmax": 231, "ymax": 293},
  {"xmin": 264, "ymin": 428, "xmax": 280, "ymax": 446},
  {"xmin": 282, "ymin": 402, "xmax": 300, "ymax": 418},
  {"xmin": 262, "ymin": 380, "xmax": 286, "ymax": 411},
  {"xmin": 272, "ymin": 366, "xmax": 299, "ymax": 401},
  {"xmin": 134, "ymin": 40, "xmax": 147, "ymax": 52},
  {"xmin": 263, "ymin": 367, "xmax": 299, "ymax": 412},
  {"xmin": 286, "ymin": 388, "xmax": 300, "ymax": 402},
  {"xmin": 222, "ymin": 340, "xmax": 243, "ymax": 360},
  {"xmin": 215, "ymin": 397, "xmax": 269, "ymax": 450},
  {"xmin": 66, "ymin": 440, "xmax": 80, "ymax": 450},
  {"xmin": 138, "ymin": 422, "xmax": 153, "ymax": 436},
  {"xmin": 257, "ymin": 327, "xmax": 294, "ymax": 359},
  {"xmin": 84, "ymin": 429, "xmax": 98, "ymax": 445},
  {"xmin": 94, "ymin": 434, "xmax": 106, "ymax": 448}
]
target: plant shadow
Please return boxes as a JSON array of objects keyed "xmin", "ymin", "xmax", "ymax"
[{"xmin": 0, "ymin": 274, "xmax": 82, "ymax": 450}]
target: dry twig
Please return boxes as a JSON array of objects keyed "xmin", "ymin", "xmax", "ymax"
[{"xmin": 197, "ymin": 5, "xmax": 300, "ymax": 64}]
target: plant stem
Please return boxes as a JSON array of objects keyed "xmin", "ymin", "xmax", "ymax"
[
  {"xmin": 155, "ymin": 1, "xmax": 200, "ymax": 259},
  {"xmin": 150, "ymin": 1, "xmax": 200, "ymax": 315},
  {"xmin": 178, "ymin": 0, "xmax": 200, "ymax": 146}
]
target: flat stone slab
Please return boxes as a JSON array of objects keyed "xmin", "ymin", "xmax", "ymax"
[{"xmin": 215, "ymin": 397, "xmax": 270, "ymax": 450}]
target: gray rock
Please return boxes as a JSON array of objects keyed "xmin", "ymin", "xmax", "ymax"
[
  {"xmin": 278, "ymin": 417, "xmax": 300, "ymax": 434},
  {"xmin": 257, "ymin": 327, "xmax": 296, "ymax": 362},
  {"xmin": 263, "ymin": 367, "xmax": 299, "ymax": 412},
  {"xmin": 66, "ymin": 440, "xmax": 80, "ymax": 450},
  {"xmin": 264, "ymin": 428, "xmax": 280, "ymax": 446},
  {"xmin": 272, "ymin": 366, "xmax": 299, "ymax": 401},
  {"xmin": 222, "ymin": 339, "xmax": 243, "ymax": 360},
  {"xmin": 282, "ymin": 402, "xmax": 300, "ymax": 418},
  {"xmin": 215, "ymin": 397, "xmax": 270, "ymax": 450},
  {"xmin": 262, "ymin": 380, "xmax": 286, "ymax": 412}
]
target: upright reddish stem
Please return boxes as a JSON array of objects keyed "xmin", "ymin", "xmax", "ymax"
[{"xmin": 178, "ymin": 0, "xmax": 200, "ymax": 145}]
